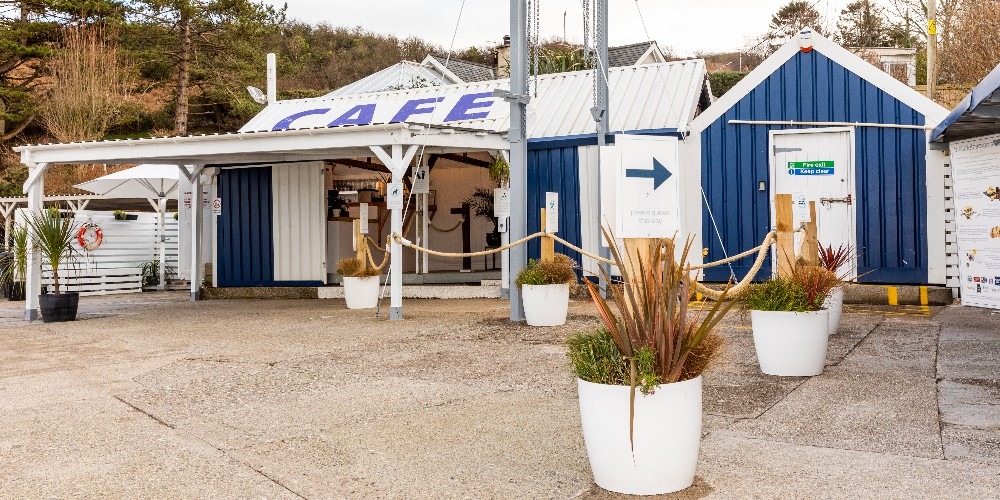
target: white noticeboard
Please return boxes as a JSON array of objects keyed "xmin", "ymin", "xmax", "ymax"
[
  {"xmin": 411, "ymin": 165, "xmax": 430, "ymax": 194},
  {"xmin": 494, "ymin": 188, "xmax": 511, "ymax": 218},
  {"xmin": 951, "ymin": 133, "xmax": 1000, "ymax": 309},
  {"xmin": 359, "ymin": 203, "xmax": 369, "ymax": 234},
  {"xmin": 545, "ymin": 192, "xmax": 559, "ymax": 233},
  {"xmin": 612, "ymin": 135, "xmax": 681, "ymax": 238},
  {"xmin": 386, "ymin": 182, "xmax": 404, "ymax": 210}
]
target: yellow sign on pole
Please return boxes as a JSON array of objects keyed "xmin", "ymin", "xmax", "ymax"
[{"xmin": 928, "ymin": 19, "xmax": 937, "ymax": 35}]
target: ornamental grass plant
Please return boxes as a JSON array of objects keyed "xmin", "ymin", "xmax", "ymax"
[
  {"xmin": 741, "ymin": 265, "xmax": 839, "ymax": 312},
  {"xmin": 336, "ymin": 257, "xmax": 380, "ymax": 278},
  {"xmin": 515, "ymin": 254, "xmax": 577, "ymax": 286},
  {"xmin": 583, "ymin": 230, "xmax": 734, "ymax": 388}
]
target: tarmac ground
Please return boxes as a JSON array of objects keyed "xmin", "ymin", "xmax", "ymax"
[{"xmin": 1, "ymin": 293, "xmax": 999, "ymax": 498}]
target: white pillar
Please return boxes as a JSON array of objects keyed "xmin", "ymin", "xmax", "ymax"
[
  {"xmin": 422, "ymin": 192, "xmax": 429, "ymax": 273},
  {"xmin": 389, "ymin": 144, "xmax": 404, "ymax": 320},
  {"xmin": 500, "ymin": 218, "xmax": 510, "ymax": 299},
  {"xmin": 158, "ymin": 198, "xmax": 167, "ymax": 290},
  {"xmin": 23, "ymin": 162, "xmax": 48, "ymax": 321},
  {"xmin": 371, "ymin": 144, "xmax": 417, "ymax": 321},
  {"xmin": 190, "ymin": 171, "xmax": 202, "ymax": 300}
]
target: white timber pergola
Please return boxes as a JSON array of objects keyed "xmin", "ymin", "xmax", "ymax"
[{"xmin": 14, "ymin": 123, "xmax": 509, "ymax": 321}]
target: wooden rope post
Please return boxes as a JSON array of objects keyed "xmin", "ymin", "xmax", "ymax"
[
  {"xmin": 801, "ymin": 201, "xmax": 819, "ymax": 267},
  {"xmin": 775, "ymin": 193, "xmax": 795, "ymax": 278},
  {"xmin": 540, "ymin": 208, "xmax": 554, "ymax": 261},
  {"xmin": 354, "ymin": 219, "xmax": 367, "ymax": 271}
]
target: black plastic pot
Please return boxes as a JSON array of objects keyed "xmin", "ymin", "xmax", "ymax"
[
  {"xmin": 39, "ymin": 292, "xmax": 79, "ymax": 322},
  {"xmin": 486, "ymin": 231, "xmax": 502, "ymax": 247},
  {"xmin": 6, "ymin": 282, "xmax": 25, "ymax": 301}
]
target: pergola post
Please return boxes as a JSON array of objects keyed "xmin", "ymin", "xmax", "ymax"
[
  {"xmin": 371, "ymin": 144, "xmax": 417, "ymax": 321},
  {"xmin": 22, "ymin": 162, "xmax": 49, "ymax": 321},
  {"xmin": 183, "ymin": 164, "xmax": 205, "ymax": 301},
  {"xmin": 147, "ymin": 197, "xmax": 168, "ymax": 291}
]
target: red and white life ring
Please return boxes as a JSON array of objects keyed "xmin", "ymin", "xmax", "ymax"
[{"xmin": 77, "ymin": 224, "xmax": 103, "ymax": 252}]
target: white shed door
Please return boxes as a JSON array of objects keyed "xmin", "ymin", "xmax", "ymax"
[
  {"xmin": 770, "ymin": 129, "xmax": 857, "ymax": 278},
  {"xmin": 272, "ymin": 162, "xmax": 326, "ymax": 282}
]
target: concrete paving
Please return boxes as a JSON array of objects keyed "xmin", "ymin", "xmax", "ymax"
[{"xmin": 1, "ymin": 293, "xmax": 999, "ymax": 498}]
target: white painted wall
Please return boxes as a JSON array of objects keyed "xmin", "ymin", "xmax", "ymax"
[{"xmin": 272, "ymin": 162, "xmax": 326, "ymax": 282}]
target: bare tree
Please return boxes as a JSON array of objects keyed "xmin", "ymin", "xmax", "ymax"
[
  {"xmin": 41, "ymin": 25, "xmax": 134, "ymax": 143},
  {"xmin": 945, "ymin": 0, "xmax": 1000, "ymax": 85}
]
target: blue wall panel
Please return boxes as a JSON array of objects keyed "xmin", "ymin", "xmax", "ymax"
[
  {"xmin": 526, "ymin": 146, "xmax": 582, "ymax": 266},
  {"xmin": 217, "ymin": 167, "xmax": 275, "ymax": 287},
  {"xmin": 701, "ymin": 49, "xmax": 928, "ymax": 284}
]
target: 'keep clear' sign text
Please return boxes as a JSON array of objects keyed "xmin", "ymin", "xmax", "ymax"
[{"xmin": 788, "ymin": 160, "xmax": 835, "ymax": 176}]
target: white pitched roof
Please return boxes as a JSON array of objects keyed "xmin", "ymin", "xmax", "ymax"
[
  {"xmin": 241, "ymin": 60, "xmax": 708, "ymax": 140},
  {"xmin": 690, "ymin": 29, "xmax": 947, "ymax": 133},
  {"xmin": 325, "ymin": 61, "xmax": 458, "ymax": 97}
]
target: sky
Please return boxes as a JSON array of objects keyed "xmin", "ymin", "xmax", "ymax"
[{"xmin": 261, "ymin": 0, "xmax": 859, "ymax": 57}]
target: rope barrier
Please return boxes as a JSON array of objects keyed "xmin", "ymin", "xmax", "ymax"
[
  {"xmin": 394, "ymin": 231, "xmax": 549, "ymax": 257},
  {"xmin": 390, "ymin": 228, "xmax": 800, "ymax": 301},
  {"xmin": 430, "ymin": 217, "xmax": 465, "ymax": 233},
  {"xmin": 693, "ymin": 233, "xmax": 774, "ymax": 299}
]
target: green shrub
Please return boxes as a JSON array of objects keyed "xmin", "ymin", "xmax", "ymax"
[
  {"xmin": 566, "ymin": 328, "xmax": 660, "ymax": 394},
  {"xmin": 709, "ymin": 71, "xmax": 748, "ymax": 97},
  {"xmin": 515, "ymin": 254, "xmax": 577, "ymax": 286},
  {"xmin": 741, "ymin": 277, "xmax": 812, "ymax": 312}
]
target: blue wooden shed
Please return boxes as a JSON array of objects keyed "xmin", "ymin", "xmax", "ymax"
[{"xmin": 686, "ymin": 30, "xmax": 949, "ymax": 284}]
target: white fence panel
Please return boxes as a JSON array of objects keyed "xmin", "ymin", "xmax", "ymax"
[{"xmin": 39, "ymin": 211, "xmax": 179, "ymax": 296}]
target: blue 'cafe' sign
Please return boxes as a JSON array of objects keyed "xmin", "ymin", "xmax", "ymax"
[{"xmin": 270, "ymin": 91, "xmax": 498, "ymax": 131}]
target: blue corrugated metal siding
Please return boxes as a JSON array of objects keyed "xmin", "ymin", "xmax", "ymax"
[
  {"xmin": 701, "ymin": 50, "xmax": 928, "ymax": 284},
  {"xmin": 526, "ymin": 146, "xmax": 583, "ymax": 265},
  {"xmin": 217, "ymin": 167, "xmax": 275, "ymax": 286}
]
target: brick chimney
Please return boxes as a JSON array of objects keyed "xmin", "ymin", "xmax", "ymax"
[{"xmin": 497, "ymin": 35, "xmax": 511, "ymax": 78}]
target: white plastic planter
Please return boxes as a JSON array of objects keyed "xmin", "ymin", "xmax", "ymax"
[
  {"xmin": 577, "ymin": 376, "xmax": 702, "ymax": 495},
  {"xmin": 823, "ymin": 287, "xmax": 844, "ymax": 335},
  {"xmin": 750, "ymin": 309, "xmax": 830, "ymax": 376},
  {"xmin": 521, "ymin": 283, "xmax": 569, "ymax": 326},
  {"xmin": 342, "ymin": 276, "xmax": 380, "ymax": 309}
]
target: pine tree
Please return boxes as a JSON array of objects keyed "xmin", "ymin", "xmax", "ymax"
[
  {"xmin": 836, "ymin": 0, "xmax": 892, "ymax": 48},
  {"xmin": 122, "ymin": 0, "xmax": 284, "ymax": 135}
]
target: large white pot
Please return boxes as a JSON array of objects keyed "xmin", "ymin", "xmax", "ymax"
[
  {"xmin": 577, "ymin": 376, "xmax": 702, "ymax": 495},
  {"xmin": 823, "ymin": 287, "xmax": 844, "ymax": 335},
  {"xmin": 750, "ymin": 309, "xmax": 830, "ymax": 376},
  {"xmin": 521, "ymin": 283, "xmax": 569, "ymax": 326},
  {"xmin": 342, "ymin": 276, "xmax": 380, "ymax": 309}
]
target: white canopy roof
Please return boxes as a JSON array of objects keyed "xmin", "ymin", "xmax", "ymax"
[
  {"xmin": 241, "ymin": 60, "xmax": 709, "ymax": 139},
  {"xmin": 74, "ymin": 164, "xmax": 181, "ymax": 200}
]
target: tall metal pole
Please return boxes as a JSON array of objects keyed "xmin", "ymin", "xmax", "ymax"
[
  {"xmin": 595, "ymin": 0, "xmax": 611, "ymax": 294},
  {"xmin": 926, "ymin": 0, "xmax": 937, "ymax": 99},
  {"xmin": 508, "ymin": 0, "xmax": 528, "ymax": 321}
]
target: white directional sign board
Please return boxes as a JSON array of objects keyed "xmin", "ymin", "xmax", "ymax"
[{"xmin": 612, "ymin": 135, "xmax": 681, "ymax": 238}]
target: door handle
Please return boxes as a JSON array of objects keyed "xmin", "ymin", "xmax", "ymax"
[{"xmin": 820, "ymin": 194, "xmax": 852, "ymax": 206}]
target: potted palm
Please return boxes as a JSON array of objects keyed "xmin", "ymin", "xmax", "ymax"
[
  {"xmin": 742, "ymin": 265, "xmax": 838, "ymax": 376},
  {"xmin": 1, "ymin": 223, "xmax": 29, "ymax": 301},
  {"xmin": 572, "ymin": 233, "xmax": 734, "ymax": 495},
  {"xmin": 516, "ymin": 253, "xmax": 576, "ymax": 326},
  {"xmin": 464, "ymin": 187, "xmax": 501, "ymax": 247},
  {"xmin": 337, "ymin": 257, "xmax": 380, "ymax": 309},
  {"xmin": 26, "ymin": 209, "xmax": 80, "ymax": 322}
]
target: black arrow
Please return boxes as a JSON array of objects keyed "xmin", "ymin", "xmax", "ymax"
[{"xmin": 626, "ymin": 158, "xmax": 672, "ymax": 190}]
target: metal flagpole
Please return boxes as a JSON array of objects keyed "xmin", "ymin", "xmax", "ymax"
[
  {"xmin": 595, "ymin": 0, "xmax": 612, "ymax": 295},
  {"xmin": 501, "ymin": 0, "xmax": 529, "ymax": 321}
]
